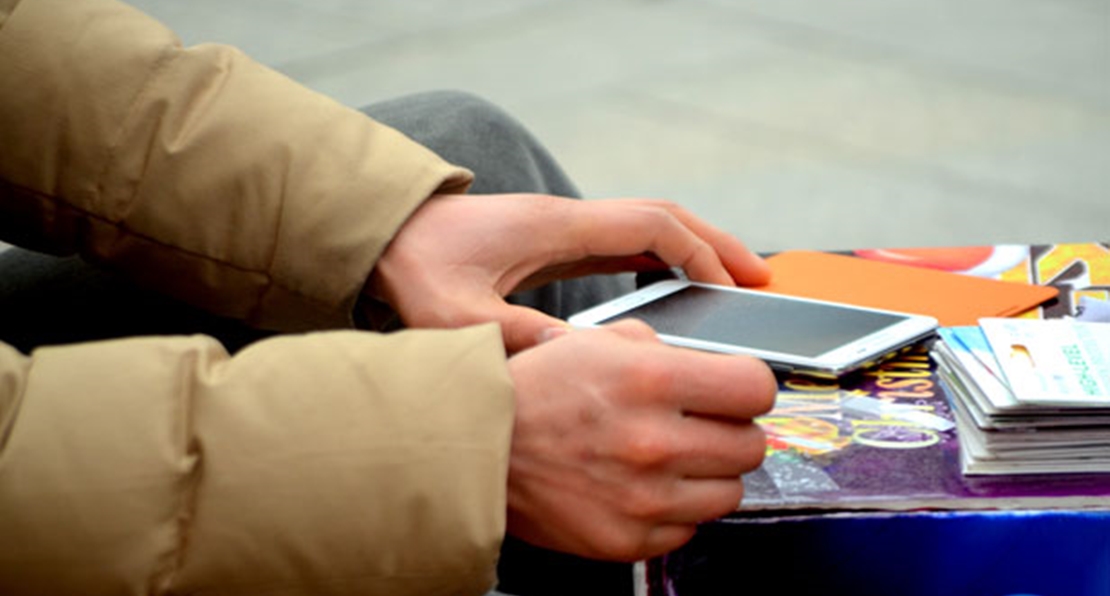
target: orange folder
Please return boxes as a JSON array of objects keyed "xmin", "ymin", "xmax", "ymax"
[{"xmin": 754, "ymin": 250, "xmax": 1058, "ymax": 327}]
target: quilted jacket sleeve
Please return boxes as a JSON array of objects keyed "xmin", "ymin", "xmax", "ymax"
[
  {"xmin": 0, "ymin": 1, "xmax": 516, "ymax": 595},
  {"xmin": 0, "ymin": 0, "xmax": 472, "ymax": 332},
  {"xmin": 0, "ymin": 328, "xmax": 515, "ymax": 596}
]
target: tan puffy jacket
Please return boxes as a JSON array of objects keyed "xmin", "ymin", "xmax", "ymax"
[{"xmin": 0, "ymin": 0, "xmax": 515, "ymax": 594}]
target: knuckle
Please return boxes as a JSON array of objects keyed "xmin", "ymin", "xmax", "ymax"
[
  {"xmin": 684, "ymin": 240, "xmax": 714, "ymax": 266},
  {"xmin": 684, "ymin": 483, "xmax": 743, "ymax": 524},
  {"xmin": 596, "ymin": 530, "xmax": 653, "ymax": 562},
  {"xmin": 620, "ymin": 486, "xmax": 673, "ymax": 521},
  {"xmin": 428, "ymin": 306, "xmax": 483, "ymax": 329},
  {"xmin": 592, "ymin": 520, "xmax": 698, "ymax": 562},
  {"xmin": 739, "ymin": 357, "xmax": 778, "ymax": 413},
  {"xmin": 623, "ymin": 318, "xmax": 657, "ymax": 336},
  {"xmin": 617, "ymin": 430, "xmax": 675, "ymax": 470},
  {"xmin": 607, "ymin": 318, "xmax": 659, "ymax": 343},
  {"xmin": 659, "ymin": 525, "xmax": 699, "ymax": 555},
  {"xmin": 642, "ymin": 198, "xmax": 682, "ymax": 212},
  {"xmin": 737, "ymin": 424, "xmax": 769, "ymax": 470},
  {"xmin": 624, "ymin": 358, "xmax": 675, "ymax": 396},
  {"xmin": 641, "ymin": 204, "xmax": 680, "ymax": 230},
  {"xmin": 598, "ymin": 357, "xmax": 671, "ymax": 404},
  {"xmin": 711, "ymin": 482, "xmax": 746, "ymax": 518}
]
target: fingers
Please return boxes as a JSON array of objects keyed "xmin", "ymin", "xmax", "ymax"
[
  {"xmin": 509, "ymin": 478, "xmax": 746, "ymax": 562},
  {"xmin": 653, "ymin": 478, "xmax": 747, "ymax": 524},
  {"xmin": 601, "ymin": 318, "xmax": 660, "ymax": 342},
  {"xmin": 506, "ymin": 324, "xmax": 773, "ymax": 561},
  {"xmin": 645, "ymin": 201, "xmax": 772, "ymax": 287},
  {"xmin": 565, "ymin": 199, "xmax": 771, "ymax": 287},
  {"xmin": 662, "ymin": 350, "xmax": 778, "ymax": 420},
  {"xmin": 498, "ymin": 303, "xmax": 573, "ymax": 353},
  {"xmin": 602, "ymin": 402, "xmax": 767, "ymax": 479},
  {"xmin": 561, "ymin": 321, "xmax": 775, "ymax": 420},
  {"xmin": 642, "ymin": 525, "xmax": 700, "ymax": 561},
  {"xmin": 665, "ymin": 417, "xmax": 768, "ymax": 479},
  {"xmin": 595, "ymin": 480, "xmax": 745, "ymax": 560},
  {"xmin": 569, "ymin": 201, "xmax": 733, "ymax": 286},
  {"xmin": 617, "ymin": 340, "xmax": 777, "ymax": 421},
  {"xmin": 549, "ymin": 320, "xmax": 777, "ymax": 421},
  {"xmin": 372, "ymin": 192, "xmax": 771, "ymax": 365},
  {"xmin": 421, "ymin": 293, "xmax": 570, "ymax": 353}
]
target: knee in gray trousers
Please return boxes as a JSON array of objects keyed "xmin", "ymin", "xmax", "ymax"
[{"xmin": 362, "ymin": 90, "xmax": 581, "ymax": 197}]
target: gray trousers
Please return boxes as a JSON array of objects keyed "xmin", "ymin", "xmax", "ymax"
[
  {"xmin": 0, "ymin": 91, "xmax": 633, "ymax": 595},
  {"xmin": 0, "ymin": 90, "xmax": 630, "ymax": 353}
]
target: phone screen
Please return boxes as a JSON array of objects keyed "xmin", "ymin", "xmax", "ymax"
[{"xmin": 598, "ymin": 286, "xmax": 909, "ymax": 358}]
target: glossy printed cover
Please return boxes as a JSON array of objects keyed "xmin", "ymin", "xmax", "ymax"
[{"xmin": 737, "ymin": 242, "xmax": 1110, "ymax": 512}]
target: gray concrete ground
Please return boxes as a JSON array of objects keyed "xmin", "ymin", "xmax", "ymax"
[{"xmin": 43, "ymin": 1, "xmax": 1110, "ymax": 252}]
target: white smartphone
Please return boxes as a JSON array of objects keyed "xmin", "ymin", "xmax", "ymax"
[{"xmin": 567, "ymin": 280, "xmax": 938, "ymax": 377}]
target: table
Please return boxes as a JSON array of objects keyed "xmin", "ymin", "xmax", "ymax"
[
  {"xmin": 647, "ymin": 242, "xmax": 1110, "ymax": 596},
  {"xmin": 499, "ymin": 243, "xmax": 1110, "ymax": 596}
]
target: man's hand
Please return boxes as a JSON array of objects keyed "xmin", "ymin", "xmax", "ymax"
[
  {"xmin": 367, "ymin": 194, "xmax": 770, "ymax": 352},
  {"xmin": 505, "ymin": 320, "xmax": 776, "ymax": 561}
]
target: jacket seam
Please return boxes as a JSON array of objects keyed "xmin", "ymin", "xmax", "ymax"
[
  {"xmin": 251, "ymin": 154, "xmax": 290, "ymax": 326},
  {"xmin": 77, "ymin": 42, "xmax": 337, "ymax": 319},
  {"xmin": 2, "ymin": 178, "xmax": 336, "ymax": 312},
  {"xmin": 0, "ymin": 351, "xmax": 30, "ymax": 455},
  {"xmin": 92, "ymin": 37, "xmax": 177, "ymax": 216},
  {"xmin": 148, "ymin": 346, "xmax": 206, "ymax": 595}
]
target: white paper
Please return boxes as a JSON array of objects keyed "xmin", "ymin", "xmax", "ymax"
[{"xmin": 979, "ymin": 318, "xmax": 1110, "ymax": 407}]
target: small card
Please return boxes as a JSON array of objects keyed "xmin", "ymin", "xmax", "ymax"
[
  {"xmin": 979, "ymin": 318, "xmax": 1110, "ymax": 407},
  {"xmin": 1077, "ymin": 296, "xmax": 1110, "ymax": 323},
  {"xmin": 936, "ymin": 326, "xmax": 1018, "ymax": 411},
  {"xmin": 842, "ymin": 395, "xmax": 956, "ymax": 432}
]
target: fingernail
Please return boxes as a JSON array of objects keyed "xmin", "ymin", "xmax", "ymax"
[{"xmin": 537, "ymin": 325, "xmax": 571, "ymax": 344}]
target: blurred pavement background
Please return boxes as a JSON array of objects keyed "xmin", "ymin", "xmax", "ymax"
[{"xmin": 122, "ymin": 0, "xmax": 1110, "ymax": 252}]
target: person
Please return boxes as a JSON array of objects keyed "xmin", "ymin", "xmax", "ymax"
[{"xmin": 0, "ymin": 1, "xmax": 778, "ymax": 595}]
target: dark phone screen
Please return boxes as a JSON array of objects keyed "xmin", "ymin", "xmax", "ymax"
[{"xmin": 598, "ymin": 286, "xmax": 908, "ymax": 358}]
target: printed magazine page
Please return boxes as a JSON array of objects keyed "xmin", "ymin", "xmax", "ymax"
[{"xmin": 736, "ymin": 243, "xmax": 1110, "ymax": 512}]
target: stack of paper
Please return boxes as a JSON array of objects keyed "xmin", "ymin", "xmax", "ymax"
[{"xmin": 931, "ymin": 318, "xmax": 1110, "ymax": 475}]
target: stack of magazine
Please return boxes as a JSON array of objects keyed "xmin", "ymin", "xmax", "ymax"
[{"xmin": 932, "ymin": 317, "xmax": 1110, "ymax": 475}]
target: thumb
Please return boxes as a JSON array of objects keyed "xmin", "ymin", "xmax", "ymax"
[{"xmin": 494, "ymin": 303, "xmax": 573, "ymax": 353}]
